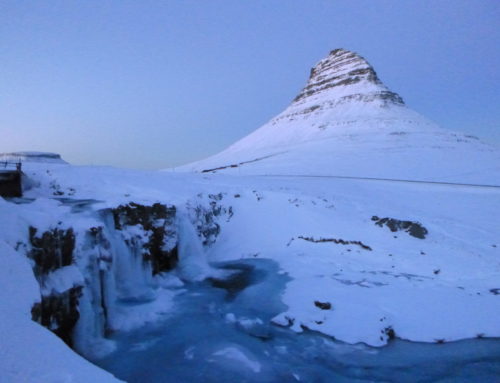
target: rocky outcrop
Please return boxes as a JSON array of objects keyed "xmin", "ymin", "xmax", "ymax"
[
  {"xmin": 28, "ymin": 227, "xmax": 75, "ymax": 275},
  {"xmin": 112, "ymin": 202, "xmax": 178, "ymax": 274},
  {"xmin": 297, "ymin": 235, "xmax": 372, "ymax": 251},
  {"xmin": 31, "ymin": 286, "xmax": 83, "ymax": 346},
  {"xmin": 371, "ymin": 216, "xmax": 428, "ymax": 239},
  {"xmin": 28, "ymin": 227, "xmax": 83, "ymax": 346}
]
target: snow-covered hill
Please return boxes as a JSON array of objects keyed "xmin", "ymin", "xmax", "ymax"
[{"xmin": 180, "ymin": 49, "xmax": 500, "ymax": 184}]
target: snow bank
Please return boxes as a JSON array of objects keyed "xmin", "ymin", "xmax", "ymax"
[{"xmin": 0, "ymin": 241, "xmax": 121, "ymax": 382}]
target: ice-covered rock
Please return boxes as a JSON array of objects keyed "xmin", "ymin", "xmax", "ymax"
[{"xmin": 13, "ymin": 201, "xmax": 181, "ymax": 360}]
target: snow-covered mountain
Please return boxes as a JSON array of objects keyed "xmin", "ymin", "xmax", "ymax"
[{"xmin": 181, "ymin": 49, "xmax": 500, "ymax": 184}]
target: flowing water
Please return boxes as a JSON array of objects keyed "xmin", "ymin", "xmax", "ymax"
[{"xmin": 93, "ymin": 259, "xmax": 500, "ymax": 382}]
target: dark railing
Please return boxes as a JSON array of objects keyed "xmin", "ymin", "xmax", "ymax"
[{"xmin": 0, "ymin": 161, "xmax": 22, "ymax": 172}]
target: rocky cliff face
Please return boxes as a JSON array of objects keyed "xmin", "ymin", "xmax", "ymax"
[
  {"xmin": 26, "ymin": 202, "xmax": 179, "ymax": 356},
  {"xmin": 28, "ymin": 227, "xmax": 82, "ymax": 347},
  {"xmin": 22, "ymin": 194, "xmax": 232, "ymax": 359}
]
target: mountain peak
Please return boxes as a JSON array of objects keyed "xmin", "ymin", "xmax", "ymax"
[
  {"xmin": 178, "ymin": 48, "xmax": 499, "ymax": 183},
  {"xmin": 292, "ymin": 48, "xmax": 404, "ymax": 106}
]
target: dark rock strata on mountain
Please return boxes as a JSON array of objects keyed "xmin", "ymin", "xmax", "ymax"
[{"xmin": 293, "ymin": 48, "xmax": 404, "ymax": 106}]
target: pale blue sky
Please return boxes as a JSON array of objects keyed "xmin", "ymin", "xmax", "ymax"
[{"xmin": 1, "ymin": 1, "xmax": 499, "ymax": 169}]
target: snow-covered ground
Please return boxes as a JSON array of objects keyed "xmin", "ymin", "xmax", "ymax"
[{"xmin": 0, "ymin": 159, "xmax": 499, "ymax": 381}]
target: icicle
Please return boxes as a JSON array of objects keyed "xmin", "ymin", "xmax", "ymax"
[{"xmin": 101, "ymin": 211, "xmax": 154, "ymax": 303}]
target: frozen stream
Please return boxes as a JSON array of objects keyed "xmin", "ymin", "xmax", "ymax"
[{"xmin": 93, "ymin": 259, "xmax": 500, "ymax": 382}]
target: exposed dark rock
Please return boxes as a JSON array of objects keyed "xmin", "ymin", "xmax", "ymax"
[
  {"xmin": 111, "ymin": 202, "xmax": 178, "ymax": 274},
  {"xmin": 384, "ymin": 326, "xmax": 396, "ymax": 340},
  {"xmin": 112, "ymin": 202, "xmax": 174, "ymax": 231},
  {"xmin": 300, "ymin": 324, "xmax": 310, "ymax": 331},
  {"xmin": 285, "ymin": 316, "xmax": 295, "ymax": 326},
  {"xmin": 302, "ymin": 105, "xmax": 320, "ymax": 114},
  {"xmin": 371, "ymin": 216, "xmax": 428, "ymax": 239},
  {"xmin": 314, "ymin": 301, "xmax": 332, "ymax": 310},
  {"xmin": 31, "ymin": 286, "xmax": 83, "ymax": 347},
  {"xmin": 298, "ymin": 235, "xmax": 372, "ymax": 251},
  {"xmin": 146, "ymin": 226, "xmax": 178, "ymax": 274},
  {"xmin": 25, "ymin": 226, "xmax": 83, "ymax": 347},
  {"xmin": 28, "ymin": 227, "xmax": 75, "ymax": 275}
]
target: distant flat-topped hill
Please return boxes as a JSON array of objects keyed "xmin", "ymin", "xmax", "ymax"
[{"xmin": 0, "ymin": 151, "xmax": 68, "ymax": 164}]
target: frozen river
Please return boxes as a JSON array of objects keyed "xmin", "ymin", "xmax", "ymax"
[{"xmin": 94, "ymin": 259, "xmax": 500, "ymax": 382}]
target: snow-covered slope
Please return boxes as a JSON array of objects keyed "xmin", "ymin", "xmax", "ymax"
[
  {"xmin": 0, "ymin": 238, "xmax": 120, "ymax": 383},
  {"xmin": 0, "ymin": 159, "xmax": 499, "ymax": 380},
  {"xmin": 180, "ymin": 49, "xmax": 500, "ymax": 184}
]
